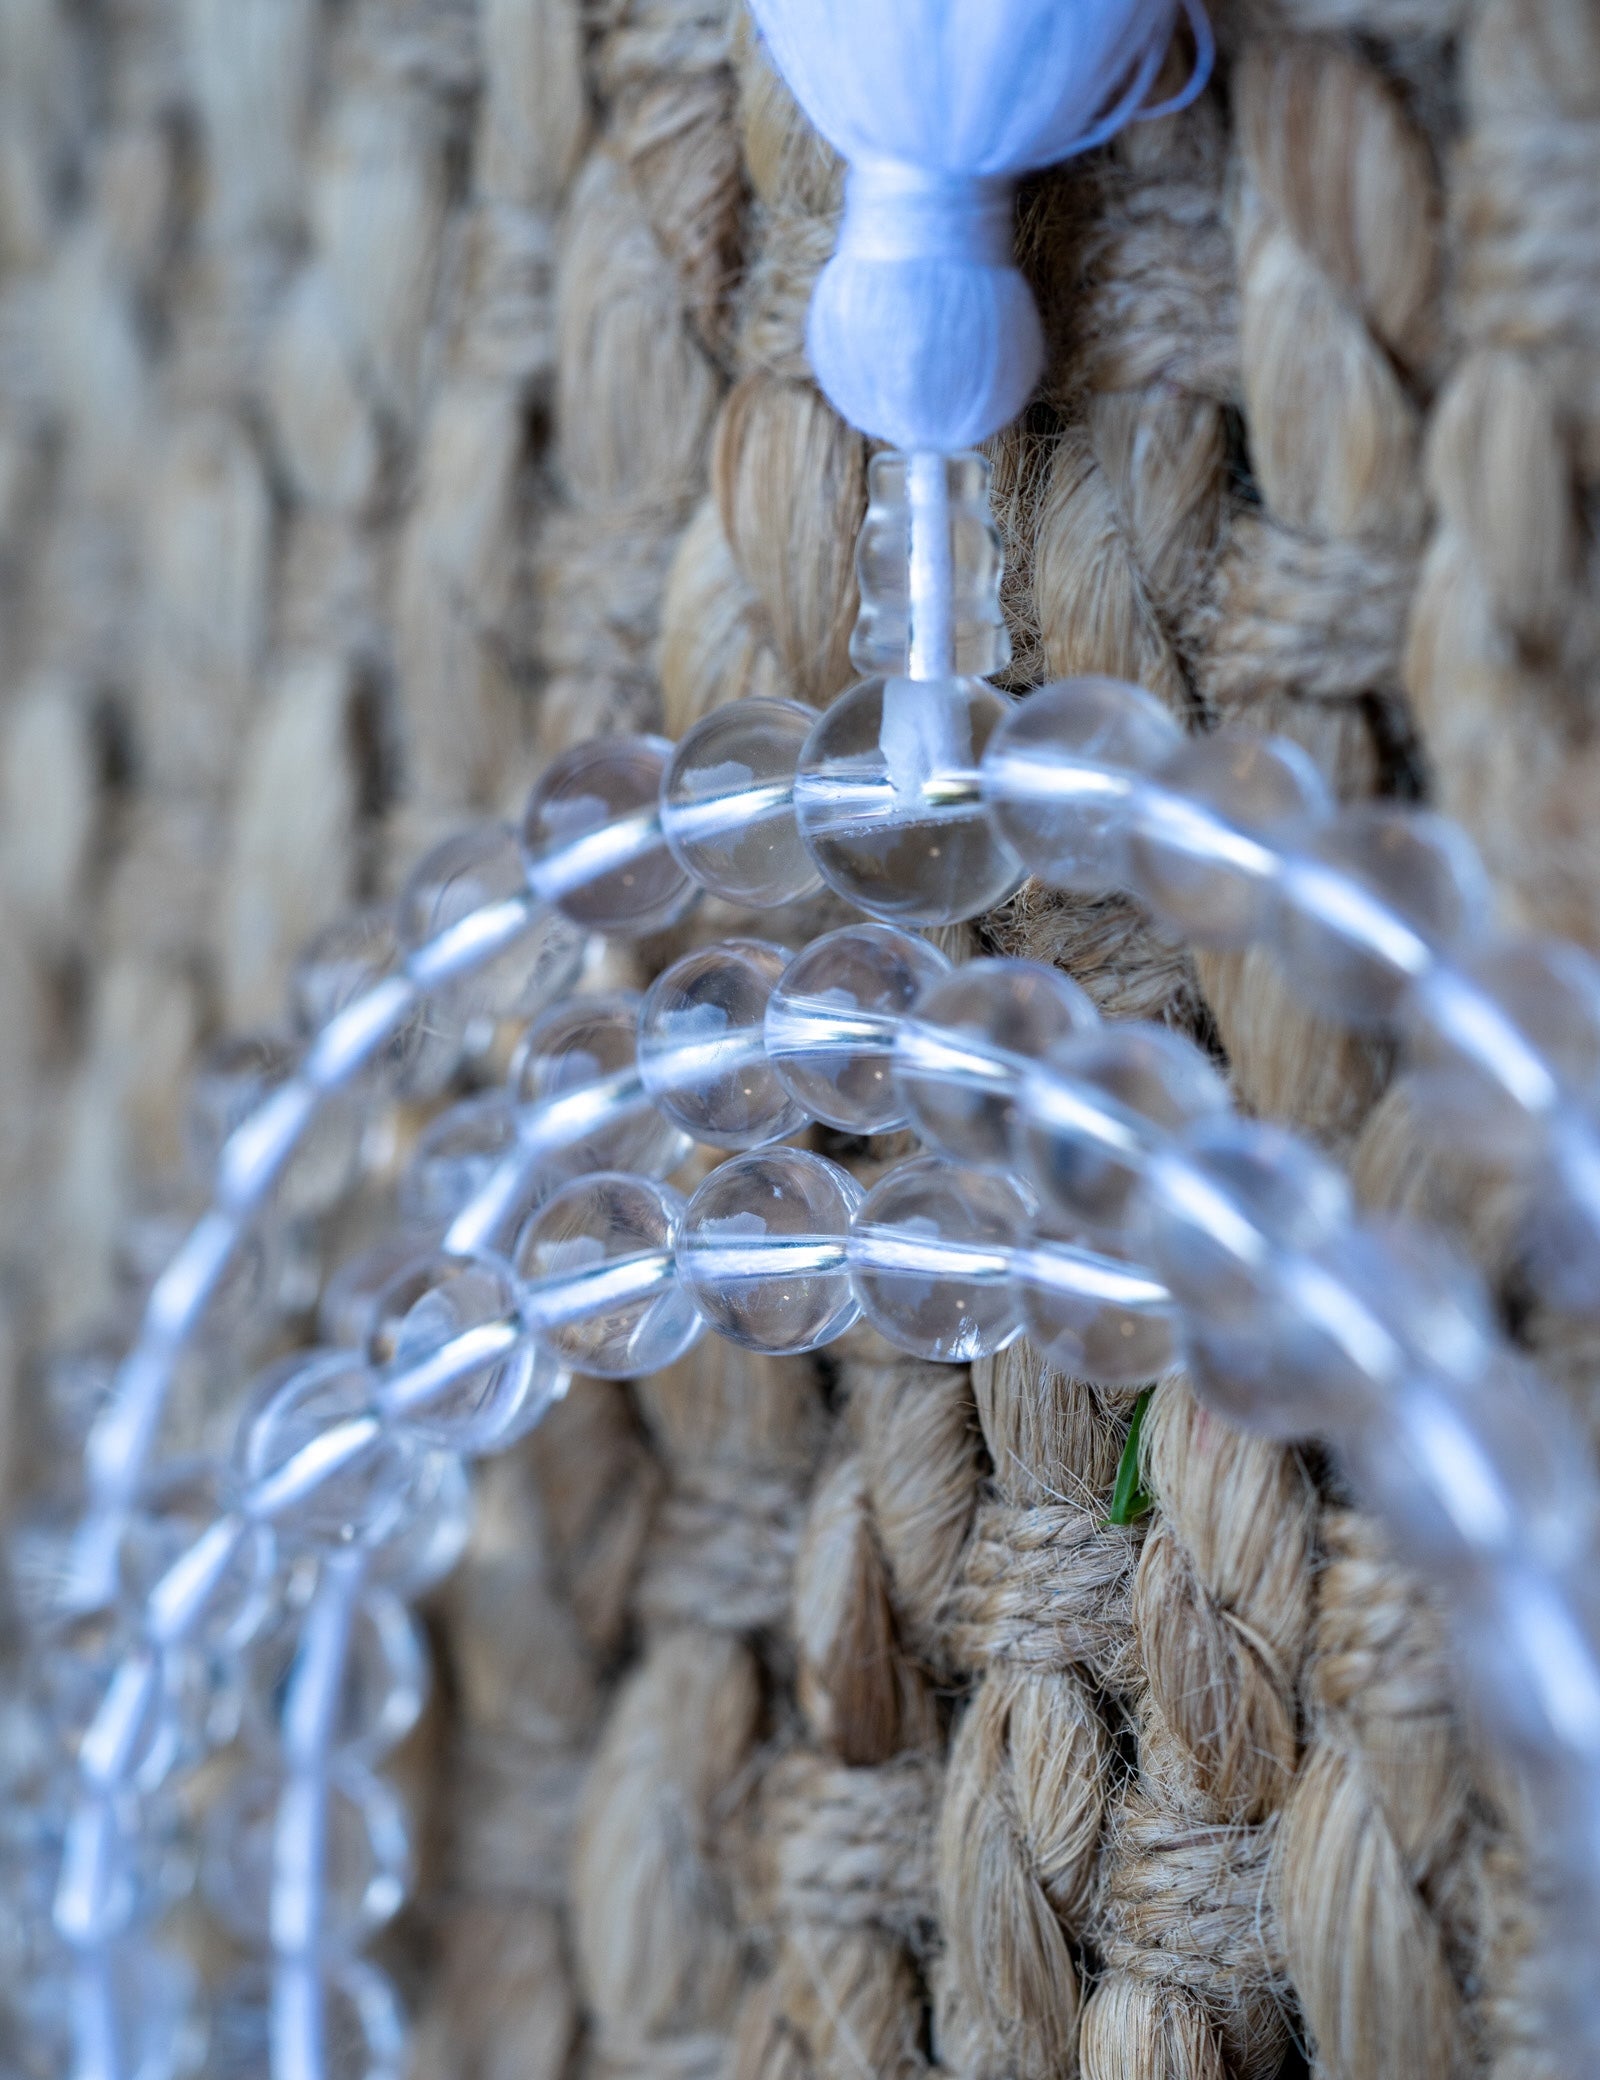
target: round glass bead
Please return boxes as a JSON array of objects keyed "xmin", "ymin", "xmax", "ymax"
[
  {"xmin": 638, "ymin": 939, "xmax": 805, "ymax": 1149},
  {"xmin": 212, "ymin": 1959, "xmax": 408, "ymax": 2080},
  {"xmin": 676, "ymin": 1148, "xmax": 863, "ymax": 1353},
  {"xmin": 243, "ymin": 1585, "xmax": 428, "ymax": 1766},
  {"xmin": 236, "ymin": 1351, "xmax": 412, "ymax": 1553},
  {"xmin": 1134, "ymin": 1115, "xmax": 1361, "ymax": 1437},
  {"xmin": 765, "ymin": 923, "xmax": 951, "ymax": 1133},
  {"xmin": 203, "ymin": 1758, "xmax": 411, "ymax": 1948},
  {"xmin": 1274, "ymin": 805, "xmax": 1490, "ymax": 1028},
  {"xmin": 1126, "ymin": 730, "xmax": 1331, "ymax": 948},
  {"xmin": 793, "ymin": 675, "xmax": 1024, "ymax": 925},
  {"xmin": 894, "ymin": 956, "xmax": 1100, "ymax": 1165},
  {"xmin": 188, "ymin": 1032, "xmax": 362, "ymax": 1220},
  {"xmin": 848, "ymin": 1154, "xmax": 1028, "ymax": 1361},
  {"xmin": 515, "ymin": 1174, "xmax": 704, "ymax": 1379},
  {"xmin": 1014, "ymin": 1223, "xmax": 1178, "ymax": 1389},
  {"xmin": 1404, "ymin": 935, "xmax": 1600, "ymax": 1163},
  {"xmin": 981, "ymin": 676, "xmax": 1183, "ymax": 892},
  {"xmin": 292, "ymin": 907, "xmax": 424, "ymax": 1090},
  {"xmin": 521, "ymin": 735, "xmax": 695, "ymax": 935},
  {"xmin": 319, "ymin": 1226, "xmax": 445, "ymax": 1348},
  {"xmin": 1019, "ymin": 1022, "xmax": 1231, "ymax": 1241},
  {"xmin": 660, "ymin": 698, "xmax": 823, "ymax": 907},
  {"xmin": 367, "ymin": 1249, "xmax": 560, "ymax": 1455},
  {"xmin": 400, "ymin": 1092, "xmax": 521, "ymax": 1227},
  {"xmin": 365, "ymin": 1446, "xmax": 473, "ymax": 1599},
  {"xmin": 52, "ymin": 1938, "xmax": 205, "ymax": 2080},
  {"xmin": 509, "ymin": 990, "xmax": 691, "ymax": 1181},
  {"xmin": 398, "ymin": 821, "xmax": 585, "ymax": 1020},
  {"xmin": 117, "ymin": 1460, "xmax": 276, "ymax": 1653}
]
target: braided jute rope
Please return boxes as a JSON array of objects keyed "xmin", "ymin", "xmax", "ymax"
[{"xmin": 0, "ymin": 1, "xmax": 1597, "ymax": 2076}]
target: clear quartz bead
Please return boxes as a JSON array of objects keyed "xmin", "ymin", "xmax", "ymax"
[
  {"xmin": 364, "ymin": 1447, "xmax": 472, "ymax": 1599},
  {"xmin": 660, "ymin": 698, "xmax": 823, "ymax": 907},
  {"xmin": 676, "ymin": 1148, "xmax": 863, "ymax": 1353},
  {"xmin": 981, "ymin": 677, "xmax": 1182, "ymax": 892},
  {"xmin": 237, "ymin": 1351, "xmax": 413, "ymax": 1553},
  {"xmin": 1018, "ymin": 1022, "xmax": 1231, "ymax": 1241},
  {"xmin": 1134, "ymin": 1115, "xmax": 1364, "ymax": 1437},
  {"xmin": 765, "ymin": 923, "xmax": 951, "ymax": 1132},
  {"xmin": 1274, "ymin": 805, "xmax": 1490, "ymax": 1027},
  {"xmin": 515, "ymin": 1174, "xmax": 704, "ymax": 1379},
  {"xmin": 212, "ymin": 1959, "xmax": 408, "ymax": 2080},
  {"xmin": 118, "ymin": 1459, "xmax": 277, "ymax": 1653},
  {"xmin": 319, "ymin": 1227, "xmax": 446, "ymax": 1349},
  {"xmin": 521, "ymin": 736, "xmax": 695, "ymax": 934},
  {"xmin": 509, "ymin": 990, "xmax": 691, "ymax": 1181},
  {"xmin": 292, "ymin": 908, "xmax": 422, "ymax": 1090},
  {"xmin": 368, "ymin": 1249, "xmax": 561, "ymax": 1455},
  {"xmin": 1126, "ymin": 731, "xmax": 1332, "ymax": 948},
  {"xmin": 848, "ymin": 1154, "xmax": 1028, "ymax": 1361},
  {"xmin": 401, "ymin": 1093, "xmax": 521, "ymax": 1227},
  {"xmin": 203, "ymin": 1758, "xmax": 411, "ymax": 1948},
  {"xmin": 638, "ymin": 939, "xmax": 805, "ymax": 1149},
  {"xmin": 1014, "ymin": 1223, "xmax": 1178, "ymax": 1389},
  {"xmin": 894, "ymin": 956, "xmax": 1099, "ymax": 1165},
  {"xmin": 794, "ymin": 674, "xmax": 1024, "ymax": 925},
  {"xmin": 398, "ymin": 822, "xmax": 585, "ymax": 1021},
  {"xmin": 851, "ymin": 451, "xmax": 1010, "ymax": 678},
  {"xmin": 189, "ymin": 1032, "xmax": 363, "ymax": 1221},
  {"xmin": 243, "ymin": 1585, "xmax": 427, "ymax": 1766},
  {"xmin": 70, "ymin": 1938, "xmax": 205, "ymax": 2080}
]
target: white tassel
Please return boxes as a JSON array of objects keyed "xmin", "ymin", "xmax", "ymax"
[{"xmin": 748, "ymin": 0, "xmax": 1210, "ymax": 450}]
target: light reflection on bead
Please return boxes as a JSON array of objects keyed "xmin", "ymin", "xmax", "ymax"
[
  {"xmin": 894, "ymin": 956, "xmax": 1098, "ymax": 1165},
  {"xmin": 521, "ymin": 736, "xmax": 695, "ymax": 934},
  {"xmin": 981, "ymin": 676, "xmax": 1181, "ymax": 891},
  {"xmin": 676, "ymin": 1149, "xmax": 863, "ymax": 1353},
  {"xmin": 794, "ymin": 675, "xmax": 1023, "ymax": 925},
  {"xmin": 515, "ymin": 1173, "xmax": 704, "ymax": 1379},
  {"xmin": 638, "ymin": 939, "xmax": 805, "ymax": 1149},
  {"xmin": 212, "ymin": 1957, "xmax": 408, "ymax": 2080},
  {"xmin": 1126, "ymin": 731, "xmax": 1331, "ymax": 948},
  {"xmin": 1014, "ymin": 1224, "xmax": 1178, "ymax": 1389},
  {"xmin": 765, "ymin": 922, "xmax": 950, "ymax": 1132},
  {"xmin": 236, "ymin": 1352, "xmax": 412, "ymax": 1553},
  {"xmin": 119, "ymin": 1460, "xmax": 276, "ymax": 1653},
  {"xmin": 1019, "ymin": 1022, "xmax": 1230, "ymax": 1241},
  {"xmin": 848, "ymin": 1154, "xmax": 1028, "ymax": 1360},
  {"xmin": 398, "ymin": 823, "xmax": 585, "ymax": 1023},
  {"xmin": 243, "ymin": 1586, "xmax": 427, "ymax": 1766},
  {"xmin": 363, "ymin": 1447, "xmax": 472, "ymax": 1600},
  {"xmin": 660, "ymin": 698, "xmax": 823, "ymax": 907},
  {"xmin": 510, "ymin": 990, "xmax": 692, "ymax": 1182},
  {"xmin": 401, "ymin": 1093, "xmax": 521, "ymax": 1227}
]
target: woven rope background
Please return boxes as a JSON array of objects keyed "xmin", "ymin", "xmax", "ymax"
[{"xmin": 0, "ymin": 1, "xmax": 1596, "ymax": 2075}]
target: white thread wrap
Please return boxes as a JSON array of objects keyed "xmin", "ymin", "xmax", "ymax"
[{"xmin": 749, "ymin": 0, "xmax": 1211, "ymax": 449}]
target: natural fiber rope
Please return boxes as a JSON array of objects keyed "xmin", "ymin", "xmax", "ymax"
[{"xmin": 2, "ymin": 2, "xmax": 1598, "ymax": 2076}]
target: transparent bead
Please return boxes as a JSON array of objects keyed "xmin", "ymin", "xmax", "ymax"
[
  {"xmin": 1404, "ymin": 935, "xmax": 1600, "ymax": 1163},
  {"xmin": 894, "ymin": 956, "xmax": 1099, "ymax": 1165},
  {"xmin": 1134, "ymin": 1116, "xmax": 1361, "ymax": 1437},
  {"xmin": 793, "ymin": 675, "xmax": 1024, "ymax": 925},
  {"xmin": 1526, "ymin": 1118, "xmax": 1600, "ymax": 1315},
  {"xmin": 981, "ymin": 677, "xmax": 1182, "ymax": 892},
  {"xmin": 243, "ymin": 1585, "xmax": 427, "ymax": 1766},
  {"xmin": 54, "ymin": 1784, "xmax": 195, "ymax": 1947},
  {"xmin": 0, "ymin": 1797, "xmax": 63, "ymax": 1982},
  {"xmin": 401, "ymin": 1093, "xmax": 521, "ymax": 1227},
  {"xmin": 509, "ymin": 991, "xmax": 691, "ymax": 1181},
  {"xmin": 58, "ymin": 1938, "xmax": 204, "ymax": 2080},
  {"xmin": 212, "ymin": 1959, "xmax": 408, "ymax": 2080},
  {"xmin": 398, "ymin": 821, "xmax": 585, "ymax": 1021},
  {"xmin": 1126, "ymin": 731, "xmax": 1331, "ymax": 948},
  {"xmin": 521, "ymin": 735, "xmax": 695, "ymax": 934},
  {"xmin": 1274, "ymin": 806, "xmax": 1490, "ymax": 1027},
  {"xmin": 765, "ymin": 923, "xmax": 951, "ymax": 1132},
  {"xmin": 118, "ymin": 1460, "xmax": 277, "ymax": 1653},
  {"xmin": 1018, "ymin": 1022, "xmax": 1231, "ymax": 1241},
  {"xmin": 189, "ymin": 1032, "xmax": 363, "ymax": 1220},
  {"xmin": 851, "ymin": 451, "xmax": 1010, "ymax": 678},
  {"xmin": 660, "ymin": 698, "xmax": 823, "ymax": 907},
  {"xmin": 1347, "ymin": 1352, "xmax": 1596, "ymax": 1583},
  {"xmin": 676, "ymin": 1148, "xmax": 863, "ymax": 1353},
  {"xmin": 292, "ymin": 908, "xmax": 423, "ymax": 1090},
  {"xmin": 365, "ymin": 1447, "xmax": 472, "ymax": 1599},
  {"xmin": 237, "ymin": 1352, "xmax": 413, "ymax": 1553},
  {"xmin": 38, "ymin": 1626, "xmax": 232, "ymax": 1795},
  {"xmin": 848, "ymin": 1154, "xmax": 1027, "ymax": 1361},
  {"xmin": 515, "ymin": 1174, "xmax": 704, "ymax": 1379},
  {"xmin": 368, "ymin": 1249, "xmax": 561, "ymax": 1455},
  {"xmin": 638, "ymin": 939, "xmax": 805, "ymax": 1149},
  {"xmin": 203, "ymin": 1758, "xmax": 411, "ymax": 1948},
  {"xmin": 1014, "ymin": 1224, "xmax": 1178, "ymax": 1389}
]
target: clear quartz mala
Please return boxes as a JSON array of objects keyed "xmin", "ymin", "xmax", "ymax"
[{"xmin": 19, "ymin": 3, "xmax": 1600, "ymax": 2073}]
